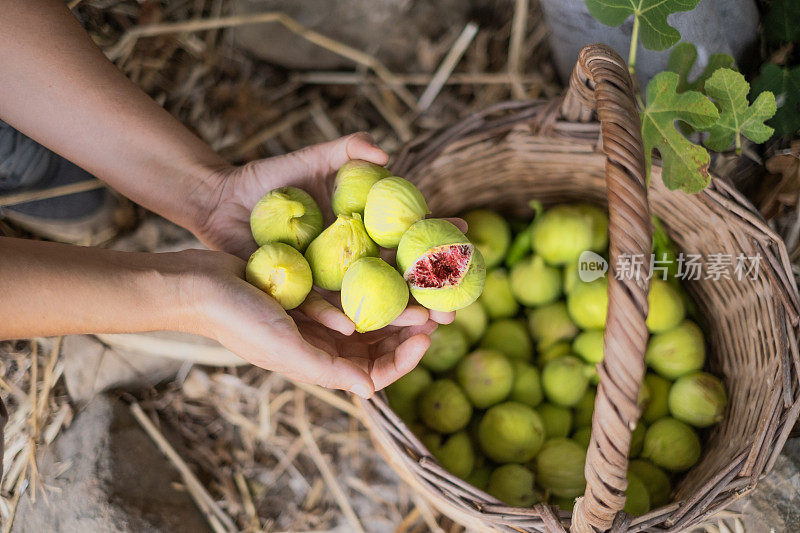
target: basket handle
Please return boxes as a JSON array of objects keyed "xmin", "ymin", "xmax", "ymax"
[{"xmin": 560, "ymin": 45, "xmax": 651, "ymax": 532}]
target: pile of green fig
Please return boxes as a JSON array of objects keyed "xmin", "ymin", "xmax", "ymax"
[
  {"xmin": 244, "ymin": 161, "xmax": 486, "ymax": 331},
  {"xmin": 386, "ymin": 204, "xmax": 728, "ymax": 516}
]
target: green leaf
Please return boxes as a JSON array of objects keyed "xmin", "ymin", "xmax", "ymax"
[
  {"xmin": 751, "ymin": 64, "xmax": 800, "ymax": 137},
  {"xmin": 641, "ymin": 71, "xmax": 719, "ymax": 193},
  {"xmin": 666, "ymin": 42, "xmax": 735, "ymax": 93},
  {"xmin": 585, "ymin": 0, "xmax": 701, "ymax": 51},
  {"xmin": 703, "ymin": 69, "xmax": 776, "ymax": 152},
  {"xmin": 763, "ymin": 0, "xmax": 800, "ymax": 46}
]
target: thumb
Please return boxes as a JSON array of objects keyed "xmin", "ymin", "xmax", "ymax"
[
  {"xmin": 293, "ymin": 132, "xmax": 390, "ymax": 177},
  {"xmin": 285, "ymin": 337, "xmax": 375, "ymax": 399}
]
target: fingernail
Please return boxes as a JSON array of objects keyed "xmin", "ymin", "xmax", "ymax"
[{"xmin": 349, "ymin": 384, "xmax": 372, "ymax": 399}]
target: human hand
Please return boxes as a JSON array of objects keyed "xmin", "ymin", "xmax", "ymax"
[
  {"xmin": 188, "ymin": 249, "xmax": 440, "ymax": 398},
  {"xmin": 198, "ymin": 132, "xmax": 388, "ymax": 260}
]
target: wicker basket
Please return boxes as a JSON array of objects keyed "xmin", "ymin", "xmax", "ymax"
[{"xmin": 356, "ymin": 45, "xmax": 800, "ymax": 532}]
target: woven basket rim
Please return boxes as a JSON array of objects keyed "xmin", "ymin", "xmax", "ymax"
[{"xmin": 360, "ymin": 93, "xmax": 800, "ymax": 532}]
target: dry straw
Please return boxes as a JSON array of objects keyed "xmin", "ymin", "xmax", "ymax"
[{"xmin": 358, "ymin": 45, "xmax": 800, "ymax": 532}]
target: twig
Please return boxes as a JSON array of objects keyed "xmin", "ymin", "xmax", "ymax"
[
  {"xmin": 104, "ymin": 12, "xmax": 417, "ymax": 109},
  {"xmin": 129, "ymin": 402, "xmax": 236, "ymax": 533},
  {"xmin": 310, "ymin": 100, "xmax": 342, "ymax": 141},
  {"xmin": 1, "ymin": 476, "xmax": 27, "ymax": 533},
  {"xmin": 233, "ymin": 471, "xmax": 259, "ymax": 531},
  {"xmin": 363, "ymin": 87, "xmax": 413, "ymax": 143},
  {"xmin": 409, "ymin": 491, "xmax": 444, "ymax": 533},
  {"xmin": 290, "ymin": 380, "xmax": 362, "ymax": 420},
  {"xmin": 293, "ymin": 71, "xmax": 544, "ymax": 86},
  {"xmin": 416, "ymin": 23, "xmax": 479, "ymax": 112},
  {"xmin": 292, "ymin": 70, "xmax": 542, "ymax": 85},
  {"xmin": 0, "ymin": 180, "xmax": 104, "ymax": 208},
  {"xmin": 229, "ymin": 106, "xmax": 313, "ymax": 159},
  {"xmin": 293, "ymin": 389, "xmax": 365, "ymax": 533},
  {"xmin": 508, "ymin": 0, "xmax": 529, "ymax": 99}
]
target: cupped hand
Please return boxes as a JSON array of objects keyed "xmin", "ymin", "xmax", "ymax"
[
  {"xmin": 189, "ymin": 250, "xmax": 441, "ymax": 398},
  {"xmin": 198, "ymin": 132, "xmax": 389, "ymax": 260},
  {"xmin": 190, "ymin": 133, "xmax": 467, "ymax": 394}
]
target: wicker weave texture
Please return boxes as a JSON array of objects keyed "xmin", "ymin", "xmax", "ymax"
[{"xmin": 359, "ymin": 45, "xmax": 800, "ymax": 533}]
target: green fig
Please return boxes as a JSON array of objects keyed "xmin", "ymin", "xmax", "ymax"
[
  {"xmin": 645, "ymin": 320, "xmax": 705, "ymax": 379},
  {"xmin": 537, "ymin": 341, "xmax": 571, "ymax": 367},
  {"xmin": 479, "ymin": 268, "xmax": 519, "ymax": 319},
  {"xmin": 464, "ymin": 209, "xmax": 511, "ymax": 269},
  {"xmin": 567, "ymin": 277, "xmax": 608, "ymax": 329},
  {"xmin": 642, "ymin": 417, "xmax": 701, "ymax": 471},
  {"xmin": 542, "ymin": 356, "xmax": 590, "ymax": 407},
  {"xmin": 553, "ymin": 495, "xmax": 576, "ymax": 511},
  {"xmin": 424, "ymin": 430, "xmax": 475, "ymax": 479},
  {"xmin": 509, "ymin": 255, "xmax": 562, "ymax": 307},
  {"xmin": 453, "ymin": 300, "xmax": 488, "ymax": 345},
  {"xmin": 531, "ymin": 205, "xmax": 596, "ymax": 266},
  {"xmin": 465, "ymin": 464, "xmax": 493, "ymax": 491},
  {"xmin": 478, "ymin": 402, "xmax": 545, "ymax": 463},
  {"xmin": 629, "ymin": 423, "xmax": 646, "ymax": 458},
  {"xmin": 364, "ymin": 176, "xmax": 429, "ymax": 248},
  {"xmin": 642, "ymin": 373, "xmax": 672, "ymax": 424},
  {"xmin": 562, "ymin": 261, "xmax": 583, "ymax": 295},
  {"xmin": 628, "ymin": 459, "xmax": 672, "ymax": 508},
  {"xmin": 418, "ymin": 379, "xmax": 473, "ymax": 434},
  {"xmin": 628, "ymin": 459, "xmax": 671, "ymax": 507},
  {"xmin": 668, "ymin": 372, "xmax": 727, "ymax": 428},
  {"xmin": 537, "ymin": 403, "xmax": 573, "ymax": 439},
  {"xmin": 535, "ymin": 438, "xmax": 587, "ymax": 498},
  {"xmin": 398, "ymin": 219, "xmax": 486, "ymax": 312},
  {"xmin": 341, "ymin": 257, "xmax": 409, "ymax": 332},
  {"xmin": 505, "ymin": 221, "xmax": 535, "ymax": 268},
  {"xmin": 624, "ymin": 472, "xmax": 651, "ymax": 516},
  {"xmin": 246, "ymin": 243, "xmax": 313, "ymax": 310},
  {"xmin": 487, "ymin": 464, "xmax": 538, "ymax": 507},
  {"xmin": 573, "ymin": 388, "xmax": 596, "ymax": 428},
  {"xmin": 304, "ymin": 213, "xmax": 379, "ymax": 290},
  {"xmin": 510, "ymin": 360, "xmax": 543, "ymax": 408},
  {"xmin": 647, "ymin": 279, "xmax": 685, "ymax": 333},
  {"xmin": 575, "ymin": 204, "xmax": 609, "ymax": 252},
  {"xmin": 572, "ymin": 426, "xmax": 592, "ymax": 448},
  {"xmin": 456, "ymin": 350, "xmax": 514, "ymax": 408},
  {"xmin": 421, "ymin": 323, "xmax": 469, "ymax": 372},
  {"xmin": 386, "ymin": 366, "xmax": 432, "ymax": 423},
  {"xmin": 572, "ymin": 329, "xmax": 604, "ymax": 365},
  {"xmin": 480, "ymin": 319, "xmax": 533, "ymax": 360},
  {"xmin": 331, "ymin": 160, "xmax": 391, "ymax": 216},
  {"xmin": 528, "ymin": 302, "xmax": 579, "ymax": 350},
  {"xmin": 250, "ymin": 186, "xmax": 323, "ymax": 252}
]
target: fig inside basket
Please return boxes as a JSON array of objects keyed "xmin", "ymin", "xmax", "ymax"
[{"xmin": 357, "ymin": 45, "xmax": 800, "ymax": 533}]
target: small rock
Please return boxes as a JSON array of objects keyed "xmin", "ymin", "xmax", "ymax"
[
  {"xmin": 735, "ymin": 437, "xmax": 800, "ymax": 532},
  {"xmin": 13, "ymin": 395, "xmax": 211, "ymax": 533},
  {"xmin": 231, "ymin": 0, "xmax": 470, "ymax": 70}
]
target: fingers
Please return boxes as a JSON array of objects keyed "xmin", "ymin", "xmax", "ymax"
[
  {"xmin": 291, "ymin": 132, "xmax": 389, "ymax": 179},
  {"xmin": 429, "ymin": 309, "xmax": 456, "ymax": 324},
  {"xmin": 281, "ymin": 335, "xmax": 375, "ymax": 398},
  {"xmin": 297, "ymin": 291, "xmax": 355, "ymax": 335},
  {"xmin": 340, "ymin": 132, "xmax": 390, "ymax": 167},
  {"xmin": 373, "ymin": 319, "xmax": 438, "ymax": 356},
  {"xmin": 390, "ymin": 304, "xmax": 429, "ymax": 327},
  {"xmin": 370, "ymin": 333, "xmax": 432, "ymax": 391}
]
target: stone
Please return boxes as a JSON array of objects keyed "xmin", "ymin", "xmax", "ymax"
[
  {"xmin": 539, "ymin": 0, "xmax": 760, "ymax": 90},
  {"xmin": 231, "ymin": 0, "xmax": 470, "ymax": 70},
  {"xmin": 734, "ymin": 437, "xmax": 800, "ymax": 532},
  {"xmin": 13, "ymin": 395, "xmax": 210, "ymax": 533}
]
